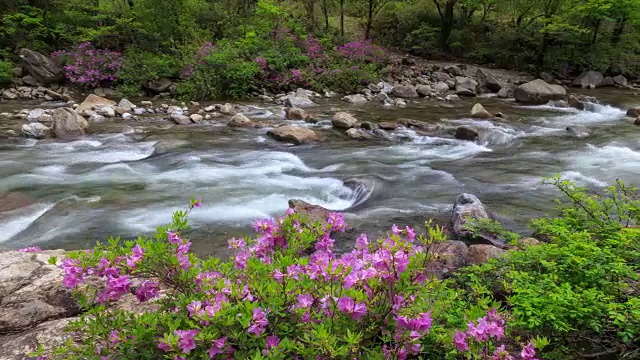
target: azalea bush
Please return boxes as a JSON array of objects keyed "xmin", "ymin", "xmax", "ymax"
[
  {"xmin": 51, "ymin": 42, "xmax": 124, "ymax": 88},
  {"xmin": 33, "ymin": 198, "xmax": 543, "ymax": 360}
]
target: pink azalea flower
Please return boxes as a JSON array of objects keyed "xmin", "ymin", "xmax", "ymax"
[
  {"xmin": 135, "ymin": 281, "xmax": 160, "ymax": 302},
  {"xmin": 174, "ymin": 330, "xmax": 199, "ymax": 354},
  {"xmin": 453, "ymin": 330, "xmax": 469, "ymax": 351},
  {"xmin": 296, "ymin": 293, "xmax": 314, "ymax": 309},
  {"xmin": 208, "ymin": 336, "xmax": 227, "ymax": 358},
  {"xmin": 520, "ymin": 342, "xmax": 538, "ymax": 360},
  {"xmin": 247, "ymin": 308, "xmax": 269, "ymax": 336},
  {"xmin": 18, "ymin": 246, "xmax": 41, "ymax": 252},
  {"xmin": 337, "ymin": 296, "xmax": 367, "ymax": 321}
]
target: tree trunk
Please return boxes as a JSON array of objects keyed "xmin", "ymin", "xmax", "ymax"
[
  {"xmin": 611, "ymin": 17, "xmax": 627, "ymax": 46},
  {"xmin": 537, "ymin": 32, "xmax": 549, "ymax": 69},
  {"xmin": 305, "ymin": 0, "xmax": 316, "ymax": 32},
  {"xmin": 439, "ymin": 0, "xmax": 455, "ymax": 51},
  {"xmin": 591, "ymin": 19, "xmax": 600, "ymax": 45},
  {"xmin": 322, "ymin": 0, "xmax": 329, "ymax": 31},
  {"xmin": 365, "ymin": 0, "xmax": 374, "ymax": 39},
  {"xmin": 340, "ymin": 0, "xmax": 345, "ymax": 37}
]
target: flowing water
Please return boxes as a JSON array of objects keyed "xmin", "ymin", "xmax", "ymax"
[{"xmin": 1, "ymin": 89, "xmax": 639, "ymax": 255}]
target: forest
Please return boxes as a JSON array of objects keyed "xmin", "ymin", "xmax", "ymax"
[{"xmin": 0, "ymin": 0, "xmax": 638, "ymax": 98}]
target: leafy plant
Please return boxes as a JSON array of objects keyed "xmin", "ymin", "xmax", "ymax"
[
  {"xmin": 462, "ymin": 218, "xmax": 520, "ymax": 245},
  {"xmin": 0, "ymin": 60, "xmax": 13, "ymax": 86},
  {"xmin": 51, "ymin": 42, "xmax": 124, "ymax": 88}
]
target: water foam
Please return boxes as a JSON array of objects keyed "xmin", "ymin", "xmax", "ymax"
[{"xmin": 0, "ymin": 203, "xmax": 55, "ymax": 243}]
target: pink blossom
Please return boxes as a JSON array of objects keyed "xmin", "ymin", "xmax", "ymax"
[
  {"xmin": 453, "ymin": 330, "xmax": 469, "ymax": 351},
  {"xmin": 174, "ymin": 330, "xmax": 199, "ymax": 354},
  {"xmin": 355, "ymin": 233, "xmax": 369, "ymax": 250},
  {"xmin": 296, "ymin": 293, "xmax": 314, "ymax": 309},
  {"xmin": 157, "ymin": 338, "xmax": 172, "ymax": 352},
  {"xmin": 208, "ymin": 336, "xmax": 227, "ymax": 358},
  {"xmin": 337, "ymin": 296, "xmax": 367, "ymax": 321},
  {"xmin": 18, "ymin": 246, "xmax": 41, "ymax": 252},
  {"xmin": 492, "ymin": 345, "xmax": 514, "ymax": 360},
  {"xmin": 520, "ymin": 342, "xmax": 538, "ymax": 360},
  {"xmin": 248, "ymin": 308, "xmax": 269, "ymax": 336},
  {"xmin": 135, "ymin": 281, "xmax": 160, "ymax": 302}
]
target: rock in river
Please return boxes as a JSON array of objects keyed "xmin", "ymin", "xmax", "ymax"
[
  {"xmin": 455, "ymin": 126, "xmax": 479, "ymax": 141},
  {"xmin": 470, "ymin": 103, "xmax": 493, "ymax": 119},
  {"xmin": 514, "ymin": 79, "xmax": 566, "ymax": 104},
  {"xmin": 451, "ymin": 193, "xmax": 506, "ymax": 248},
  {"xmin": 77, "ymin": 94, "xmax": 116, "ymax": 115},
  {"xmin": 392, "ymin": 85, "xmax": 419, "ymax": 99},
  {"xmin": 332, "ymin": 112, "xmax": 358, "ymax": 129},
  {"xmin": 268, "ymin": 125, "xmax": 319, "ymax": 145},
  {"xmin": 227, "ymin": 113, "xmax": 253, "ymax": 128},
  {"xmin": 346, "ymin": 128, "xmax": 373, "ymax": 140},
  {"xmin": 22, "ymin": 123, "xmax": 50, "ymax": 139},
  {"xmin": 52, "ymin": 108, "xmax": 89, "ymax": 140},
  {"xmin": 572, "ymin": 70, "xmax": 603, "ymax": 89}
]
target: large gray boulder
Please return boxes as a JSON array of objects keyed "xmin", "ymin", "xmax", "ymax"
[
  {"xmin": 21, "ymin": 123, "xmax": 50, "ymax": 139},
  {"xmin": 613, "ymin": 75, "xmax": 628, "ymax": 87},
  {"xmin": 455, "ymin": 77, "xmax": 478, "ymax": 96},
  {"xmin": 514, "ymin": 79, "xmax": 566, "ymax": 104},
  {"xmin": 572, "ymin": 71, "xmax": 604, "ymax": 88},
  {"xmin": 52, "ymin": 108, "xmax": 89, "ymax": 140},
  {"xmin": 18, "ymin": 49, "xmax": 63, "ymax": 85},
  {"xmin": 475, "ymin": 69, "xmax": 502, "ymax": 92},
  {"xmin": 451, "ymin": 193, "xmax": 506, "ymax": 248},
  {"xmin": 284, "ymin": 95, "xmax": 315, "ymax": 107},
  {"xmin": 227, "ymin": 113, "xmax": 253, "ymax": 128},
  {"xmin": 392, "ymin": 85, "xmax": 419, "ymax": 99},
  {"xmin": 77, "ymin": 94, "xmax": 116, "ymax": 115},
  {"xmin": 268, "ymin": 125, "xmax": 320, "ymax": 145},
  {"xmin": 470, "ymin": 103, "xmax": 493, "ymax": 119},
  {"xmin": 146, "ymin": 78, "xmax": 173, "ymax": 93},
  {"xmin": 432, "ymin": 82, "xmax": 450, "ymax": 95}
]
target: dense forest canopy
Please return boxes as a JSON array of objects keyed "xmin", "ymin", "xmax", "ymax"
[{"xmin": 0, "ymin": 0, "xmax": 638, "ymax": 96}]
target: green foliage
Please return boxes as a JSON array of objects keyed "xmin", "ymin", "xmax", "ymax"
[
  {"xmin": 116, "ymin": 49, "xmax": 180, "ymax": 96},
  {"xmin": 0, "ymin": 60, "xmax": 13, "ymax": 86},
  {"xmin": 462, "ymin": 218, "xmax": 520, "ymax": 245}
]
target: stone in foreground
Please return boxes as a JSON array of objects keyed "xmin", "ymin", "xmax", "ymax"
[
  {"xmin": 470, "ymin": 103, "xmax": 493, "ymax": 119},
  {"xmin": 52, "ymin": 108, "xmax": 89, "ymax": 140},
  {"xmin": 332, "ymin": 112, "xmax": 358, "ymax": 129}
]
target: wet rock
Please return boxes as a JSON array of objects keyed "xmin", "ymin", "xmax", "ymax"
[
  {"xmin": 147, "ymin": 78, "xmax": 173, "ymax": 93},
  {"xmin": 635, "ymin": 118, "xmax": 640, "ymax": 126},
  {"xmin": 359, "ymin": 121, "xmax": 377, "ymax": 130},
  {"xmin": 514, "ymin": 79, "xmax": 566, "ymax": 104},
  {"xmin": 451, "ymin": 193, "xmax": 506, "ymax": 248},
  {"xmin": 118, "ymin": 99, "xmax": 135, "ymax": 112},
  {"xmin": 285, "ymin": 107, "xmax": 308, "ymax": 120},
  {"xmin": 426, "ymin": 240, "xmax": 470, "ymax": 277},
  {"xmin": 392, "ymin": 85, "xmax": 419, "ymax": 99},
  {"xmin": 18, "ymin": 48, "xmax": 63, "ymax": 84},
  {"xmin": 190, "ymin": 114, "xmax": 204, "ymax": 123},
  {"xmin": 21, "ymin": 123, "xmax": 50, "ymax": 139},
  {"xmin": 0, "ymin": 317, "xmax": 77, "ymax": 360},
  {"xmin": 52, "ymin": 108, "xmax": 88, "ymax": 140},
  {"xmin": 0, "ymin": 250, "xmax": 80, "ymax": 334},
  {"xmin": 468, "ymin": 244, "xmax": 506, "ymax": 264},
  {"xmin": 432, "ymin": 82, "xmax": 450, "ymax": 95},
  {"xmin": 122, "ymin": 113, "xmax": 133, "ymax": 120},
  {"xmin": 77, "ymin": 94, "xmax": 116, "ymax": 115},
  {"xmin": 140, "ymin": 100, "xmax": 153, "ymax": 107},
  {"xmin": 288, "ymin": 199, "xmax": 330, "ymax": 225},
  {"xmin": 455, "ymin": 77, "xmax": 478, "ymax": 96},
  {"xmin": 133, "ymin": 108, "xmax": 146, "ymax": 115},
  {"xmin": 2, "ymin": 89, "xmax": 19, "ymax": 100},
  {"xmin": 332, "ymin": 112, "xmax": 358, "ymax": 129},
  {"xmin": 99, "ymin": 106, "xmax": 116, "ymax": 118},
  {"xmin": 455, "ymin": 126, "xmax": 479, "ymax": 141},
  {"xmin": 88, "ymin": 113, "xmax": 106, "ymax": 123},
  {"xmin": 284, "ymin": 95, "xmax": 315, "ymax": 107},
  {"xmin": 379, "ymin": 121, "xmax": 401, "ymax": 130},
  {"xmin": 374, "ymin": 92, "xmax": 390, "ymax": 103},
  {"xmin": 170, "ymin": 114, "xmax": 192, "ymax": 125},
  {"xmin": 0, "ymin": 192, "xmax": 36, "ymax": 213},
  {"xmin": 627, "ymin": 108, "xmax": 640, "ymax": 117},
  {"xmin": 445, "ymin": 94, "xmax": 461, "ymax": 101},
  {"xmin": 613, "ymin": 75, "xmax": 628, "ymax": 87},
  {"xmin": 572, "ymin": 70, "xmax": 604, "ymax": 88},
  {"xmin": 372, "ymin": 128, "xmax": 394, "ymax": 141},
  {"xmin": 567, "ymin": 95, "xmax": 585, "ymax": 110},
  {"xmin": 416, "ymin": 84, "xmax": 433, "ymax": 97},
  {"xmin": 227, "ymin": 113, "xmax": 253, "ymax": 127},
  {"xmin": 497, "ymin": 87, "xmax": 513, "ymax": 98},
  {"xmin": 342, "ymin": 94, "xmax": 368, "ymax": 104},
  {"xmin": 346, "ymin": 128, "xmax": 373, "ymax": 140},
  {"xmin": 476, "ymin": 69, "xmax": 502, "ymax": 92},
  {"xmin": 539, "ymin": 72, "xmax": 555, "ymax": 84},
  {"xmin": 394, "ymin": 98, "xmax": 407, "ymax": 107},
  {"xmin": 267, "ymin": 125, "xmax": 319, "ymax": 145},
  {"xmin": 470, "ymin": 103, "xmax": 493, "ymax": 119}
]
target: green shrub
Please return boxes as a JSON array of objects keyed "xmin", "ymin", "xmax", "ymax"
[
  {"xmin": 116, "ymin": 49, "xmax": 180, "ymax": 96},
  {"xmin": 0, "ymin": 60, "xmax": 13, "ymax": 86}
]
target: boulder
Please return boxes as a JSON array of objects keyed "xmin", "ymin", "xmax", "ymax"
[
  {"xmin": 379, "ymin": 121, "xmax": 401, "ymax": 130},
  {"xmin": 0, "ymin": 317, "xmax": 77, "ymax": 360},
  {"xmin": 567, "ymin": 95, "xmax": 585, "ymax": 110},
  {"xmin": 2, "ymin": 89, "xmax": 19, "ymax": 100},
  {"xmin": 22, "ymin": 75, "xmax": 39, "ymax": 86},
  {"xmin": 539, "ymin": 72, "xmax": 555, "ymax": 84},
  {"xmin": 99, "ymin": 106, "xmax": 116, "ymax": 118},
  {"xmin": 445, "ymin": 65, "xmax": 464, "ymax": 77},
  {"xmin": 634, "ymin": 118, "xmax": 640, "ymax": 126},
  {"xmin": 359, "ymin": 121, "xmax": 377, "ymax": 130},
  {"xmin": 285, "ymin": 107, "xmax": 308, "ymax": 120},
  {"xmin": 392, "ymin": 85, "xmax": 419, "ymax": 99},
  {"xmin": 140, "ymin": 101, "xmax": 153, "ymax": 107},
  {"xmin": 455, "ymin": 126, "xmax": 479, "ymax": 141},
  {"xmin": 602, "ymin": 76, "xmax": 615, "ymax": 87},
  {"xmin": 0, "ymin": 250, "xmax": 80, "ymax": 334},
  {"xmin": 468, "ymin": 244, "xmax": 506, "ymax": 264},
  {"xmin": 497, "ymin": 87, "xmax": 512, "ymax": 98},
  {"xmin": 189, "ymin": 114, "xmax": 204, "ymax": 123},
  {"xmin": 12, "ymin": 67, "xmax": 24, "ymax": 78},
  {"xmin": 51, "ymin": 108, "xmax": 89, "ymax": 140},
  {"xmin": 118, "ymin": 98, "xmax": 136, "ymax": 112},
  {"xmin": 27, "ymin": 109, "xmax": 46, "ymax": 123},
  {"xmin": 416, "ymin": 84, "xmax": 433, "ymax": 97},
  {"xmin": 37, "ymin": 114, "xmax": 54, "ymax": 125},
  {"xmin": 146, "ymin": 78, "xmax": 173, "ymax": 93},
  {"xmin": 627, "ymin": 108, "xmax": 640, "ymax": 118},
  {"xmin": 475, "ymin": 69, "xmax": 502, "ymax": 92},
  {"xmin": 267, "ymin": 125, "xmax": 319, "ymax": 145},
  {"xmin": 451, "ymin": 193, "xmax": 506, "ymax": 248},
  {"xmin": 432, "ymin": 71, "xmax": 453, "ymax": 83},
  {"xmin": 18, "ymin": 48, "xmax": 63, "ymax": 84},
  {"xmin": 455, "ymin": 77, "xmax": 478, "ymax": 96},
  {"xmin": 572, "ymin": 71, "xmax": 604, "ymax": 88},
  {"xmin": 332, "ymin": 112, "xmax": 358, "ymax": 129},
  {"xmin": 470, "ymin": 103, "xmax": 493, "ymax": 119},
  {"xmin": 288, "ymin": 199, "xmax": 330, "ymax": 226},
  {"xmin": 21, "ymin": 123, "xmax": 50, "ymax": 139},
  {"xmin": 170, "ymin": 114, "xmax": 192, "ymax": 125},
  {"xmin": 613, "ymin": 75, "xmax": 628, "ymax": 87},
  {"xmin": 227, "ymin": 113, "xmax": 253, "ymax": 128},
  {"xmin": 77, "ymin": 94, "xmax": 116, "ymax": 115},
  {"xmin": 346, "ymin": 128, "xmax": 373, "ymax": 140},
  {"xmin": 514, "ymin": 79, "xmax": 566, "ymax": 104},
  {"xmin": 432, "ymin": 82, "xmax": 450, "ymax": 95},
  {"xmin": 343, "ymin": 94, "xmax": 368, "ymax": 104},
  {"xmin": 218, "ymin": 103, "xmax": 235, "ymax": 115},
  {"xmin": 284, "ymin": 95, "xmax": 315, "ymax": 107},
  {"xmin": 426, "ymin": 240, "xmax": 470, "ymax": 277},
  {"xmin": 445, "ymin": 94, "xmax": 461, "ymax": 101},
  {"xmin": 88, "ymin": 113, "xmax": 106, "ymax": 123}
]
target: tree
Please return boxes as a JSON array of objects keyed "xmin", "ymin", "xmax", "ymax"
[{"xmin": 433, "ymin": 0, "xmax": 456, "ymax": 51}]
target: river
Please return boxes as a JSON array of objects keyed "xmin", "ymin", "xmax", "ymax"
[{"xmin": 1, "ymin": 89, "xmax": 639, "ymax": 255}]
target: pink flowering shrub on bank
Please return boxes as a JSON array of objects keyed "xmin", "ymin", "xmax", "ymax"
[
  {"xmin": 33, "ymin": 198, "xmax": 543, "ymax": 360},
  {"xmin": 51, "ymin": 42, "xmax": 124, "ymax": 88}
]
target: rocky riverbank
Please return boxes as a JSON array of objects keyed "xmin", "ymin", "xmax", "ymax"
[{"xmin": 0, "ymin": 192, "xmax": 540, "ymax": 360}]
